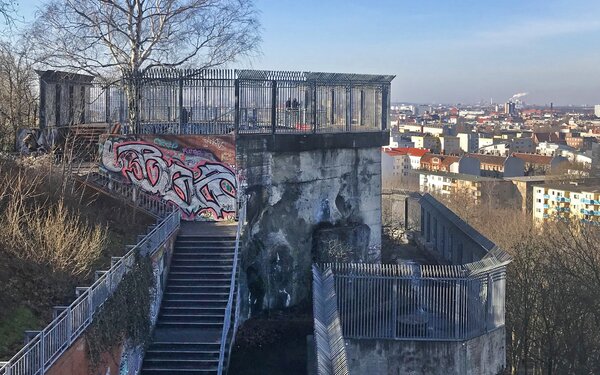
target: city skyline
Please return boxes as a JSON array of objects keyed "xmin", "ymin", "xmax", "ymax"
[{"xmin": 12, "ymin": 0, "xmax": 600, "ymax": 105}]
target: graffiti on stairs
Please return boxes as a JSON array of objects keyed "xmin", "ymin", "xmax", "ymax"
[{"xmin": 101, "ymin": 135, "xmax": 237, "ymax": 221}]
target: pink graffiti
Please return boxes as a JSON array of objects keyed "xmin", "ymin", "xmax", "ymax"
[{"xmin": 102, "ymin": 140, "xmax": 237, "ymax": 221}]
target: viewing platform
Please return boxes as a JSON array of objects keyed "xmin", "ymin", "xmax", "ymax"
[{"xmin": 38, "ymin": 69, "xmax": 394, "ymax": 138}]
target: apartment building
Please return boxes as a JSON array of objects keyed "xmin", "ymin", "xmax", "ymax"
[
  {"xmin": 381, "ymin": 147, "xmax": 429, "ymax": 188},
  {"xmin": 418, "ymin": 170, "xmax": 516, "ymax": 204},
  {"xmin": 533, "ymin": 182, "xmax": 600, "ymax": 224}
]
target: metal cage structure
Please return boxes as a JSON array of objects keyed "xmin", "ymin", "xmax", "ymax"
[{"xmin": 38, "ymin": 69, "xmax": 394, "ymax": 135}]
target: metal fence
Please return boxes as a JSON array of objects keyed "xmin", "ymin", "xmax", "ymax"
[
  {"xmin": 319, "ymin": 261, "xmax": 508, "ymax": 342},
  {"xmin": 0, "ymin": 207, "xmax": 181, "ymax": 375},
  {"xmin": 91, "ymin": 169, "xmax": 176, "ymax": 219},
  {"xmin": 51, "ymin": 69, "xmax": 393, "ymax": 135},
  {"xmin": 312, "ymin": 266, "xmax": 350, "ymax": 375},
  {"xmin": 217, "ymin": 197, "xmax": 246, "ymax": 375}
]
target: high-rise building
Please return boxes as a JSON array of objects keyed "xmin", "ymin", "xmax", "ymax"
[
  {"xmin": 594, "ymin": 104, "xmax": 600, "ymax": 118},
  {"xmin": 504, "ymin": 102, "xmax": 516, "ymax": 116}
]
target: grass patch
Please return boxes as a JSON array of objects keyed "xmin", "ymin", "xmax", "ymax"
[{"xmin": 0, "ymin": 306, "xmax": 40, "ymax": 357}]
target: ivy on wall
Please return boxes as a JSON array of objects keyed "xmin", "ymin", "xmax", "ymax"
[{"xmin": 86, "ymin": 255, "xmax": 155, "ymax": 371}]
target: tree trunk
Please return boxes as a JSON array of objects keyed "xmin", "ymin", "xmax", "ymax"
[{"xmin": 125, "ymin": 72, "xmax": 141, "ymax": 134}]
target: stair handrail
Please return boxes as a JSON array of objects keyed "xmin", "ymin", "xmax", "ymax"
[
  {"xmin": 217, "ymin": 197, "xmax": 246, "ymax": 375},
  {"xmin": 0, "ymin": 205, "xmax": 180, "ymax": 375},
  {"xmin": 92, "ymin": 168, "xmax": 174, "ymax": 219}
]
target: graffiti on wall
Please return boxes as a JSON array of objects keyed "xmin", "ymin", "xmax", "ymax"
[{"xmin": 101, "ymin": 135, "xmax": 237, "ymax": 221}]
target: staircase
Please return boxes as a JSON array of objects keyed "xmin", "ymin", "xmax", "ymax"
[
  {"xmin": 66, "ymin": 123, "xmax": 110, "ymax": 159},
  {"xmin": 141, "ymin": 222, "xmax": 238, "ymax": 375}
]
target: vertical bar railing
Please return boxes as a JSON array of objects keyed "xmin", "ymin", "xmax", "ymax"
[
  {"xmin": 322, "ymin": 262, "xmax": 509, "ymax": 342},
  {"xmin": 312, "ymin": 265, "xmax": 350, "ymax": 375},
  {"xmin": 0, "ymin": 206, "xmax": 180, "ymax": 375},
  {"xmin": 216, "ymin": 199, "xmax": 246, "ymax": 375}
]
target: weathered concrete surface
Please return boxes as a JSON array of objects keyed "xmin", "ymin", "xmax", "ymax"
[
  {"xmin": 237, "ymin": 135, "xmax": 383, "ymax": 315},
  {"xmin": 345, "ymin": 327, "xmax": 506, "ymax": 375}
]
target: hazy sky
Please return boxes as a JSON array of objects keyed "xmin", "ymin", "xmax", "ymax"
[{"xmin": 12, "ymin": 0, "xmax": 600, "ymax": 105}]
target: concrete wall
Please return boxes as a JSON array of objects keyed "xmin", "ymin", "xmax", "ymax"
[
  {"xmin": 237, "ymin": 133, "xmax": 386, "ymax": 315},
  {"xmin": 345, "ymin": 328, "xmax": 506, "ymax": 375},
  {"xmin": 46, "ymin": 337, "xmax": 121, "ymax": 375},
  {"xmin": 418, "ymin": 194, "xmax": 496, "ymax": 264}
]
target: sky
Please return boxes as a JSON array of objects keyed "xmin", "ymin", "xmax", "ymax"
[{"xmin": 10, "ymin": 0, "xmax": 600, "ymax": 105}]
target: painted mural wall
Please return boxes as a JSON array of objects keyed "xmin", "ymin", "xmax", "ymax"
[{"xmin": 100, "ymin": 135, "xmax": 237, "ymax": 221}]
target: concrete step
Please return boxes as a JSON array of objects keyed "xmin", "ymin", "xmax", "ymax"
[
  {"xmin": 166, "ymin": 278, "xmax": 230, "ymax": 287},
  {"xmin": 166, "ymin": 285, "xmax": 230, "ymax": 293},
  {"xmin": 172, "ymin": 252, "xmax": 235, "ymax": 259},
  {"xmin": 170, "ymin": 259, "xmax": 234, "ymax": 266},
  {"xmin": 160, "ymin": 306, "xmax": 226, "ymax": 315},
  {"xmin": 168, "ymin": 272, "xmax": 232, "ymax": 280},
  {"xmin": 144, "ymin": 349, "xmax": 219, "ymax": 360},
  {"xmin": 157, "ymin": 314, "xmax": 224, "ymax": 323},
  {"xmin": 148, "ymin": 342, "xmax": 220, "ymax": 352},
  {"xmin": 160, "ymin": 299, "xmax": 228, "ymax": 308},
  {"xmin": 141, "ymin": 369, "xmax": 217, "ymax": 375},
  {"xmin": 155, "ymin": 321, "xmax": 224, "ymax": 329},
  {"xmin": 169, "ymin": 265, "xmax": 233, "ymax": 273},
  {"xmin": 163, "ymin": 292, "xmax": 229, "ymax": 301},
  {"xmin": 142, "ymin": 357, "xmax": 218, "ymax": 370}
]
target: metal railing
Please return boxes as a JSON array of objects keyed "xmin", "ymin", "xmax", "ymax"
[
  {"xmin": 319, "ymin": 261, "xmax": 508, "ymax": 342},
  {"xmin": 312, "ymin": 266, "xmax": 350, "ymax": 375},
  {"xmin": 41, "ymin": 69, "xmax": 393, "ymax": 135},
  {"xmin": 0, "ymin": 207, "xmax": 180, "ymax": 375},
  {"xmin": 90, "ymin": 169, "xmax": 175, "ymax": 218},
  {"xmin": 216, "ymin": 198, "xmax": 246, "ymax": 375}
]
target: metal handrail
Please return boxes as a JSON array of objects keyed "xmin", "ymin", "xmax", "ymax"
[
  {"xmin": 217, "ymin": 199, "xmax": 246, "ymax": 375},
  {"xmin": 91, "ymin": 169, "xmax": 174, "ymax": 219},
  {"xmin": 0, "ymin": 207, "xmax": 180, "ymax": 375}
]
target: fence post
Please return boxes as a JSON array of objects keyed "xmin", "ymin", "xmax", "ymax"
[
  {"xmin": 391, "ymin": 278, "xmax": 398, "ymax": 338},
  {"xmin": 271, "ymin": 80, "xmax": 277, "ymax": 134},
  {"xmin": 486, "ymin": 273, "xmax": 493, "ymax": 332},
  {"xmin": 105, "ymin": 86, "xmax": 111, "ymax": 123},
  {"xmin": 346, "ymin": 85, "xmax": 352, "ymax": 132},
  {"xmin": 454, "ymin": 280, "xmax": 461, "ymax": 340},
  {"xmin": 66, "ymin": 306, "xmax": 73, "ymax": 346},
  {"xmin": 88, "ymin": 287, "xmax": 94, "ymax": 324},
  {"xmin": 312, "ymin": 82, "xmax": 317, "ymax": 134},
  {"xmin": 381, "ymin": 84, "xmax": 389, "ymax": 130},
  {"xmin": 178, "ymin": 74, "xmax": 184, "ymax": 134},
  {"xmin": 40, "ymin": 331, "xmax": 45, "ymax": 372},
  {"xmin": 234, "ymin": 79, "xmax": 240, "ymax": 135}
]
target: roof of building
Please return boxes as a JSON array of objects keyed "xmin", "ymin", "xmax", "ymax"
[
  {"xmin": 464, "ymin": 153, "xmax": 506, "ymax": 166},
  {"xmin": 421, "ymin": 153, "xmax": 459, "ymax": 164},
  {"xmin": 416, "ymin": 169, "xmax": 501, "ymax": 182},
  {"xmin": 385, "ymin": 147, "xmax": 430, "ymax": 158},
  {"xmin": 533, "ymin": 132, "xmax": 560, "ymax": 143},
  {"xmin": 441, "ymin": 155, "xmax": 460, "ymax": 167},
  {"xmin": 541, "ymin": 182, "xmax": 600, "ymax": 194},
  {"xmin": 512, "ymin": 153, "xmax": 554, "ymax": 165}
]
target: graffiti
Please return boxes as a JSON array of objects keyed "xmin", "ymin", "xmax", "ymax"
[
  {"xmin": 102, "ymin": 138, "xmax": 237, "ymax": 221},
  {"xmin": 154, "ymin": 137, "xmax": 178, "ymax": 149},
  {"xmin": 182, "ymin": 147, "xmax": 218, "ymax": 161}
]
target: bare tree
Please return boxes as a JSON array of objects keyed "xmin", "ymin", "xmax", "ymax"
[
  {"xmin": 31, "ymin": 0, "xmax": 260, "ymax": 131},
  {"xmin": 0, "ymin": 39, "xmax": 38, "ymax": 151},
  {"xmin": 0, "ymin": 0, "xmax": 16, "ymax": 25}
]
